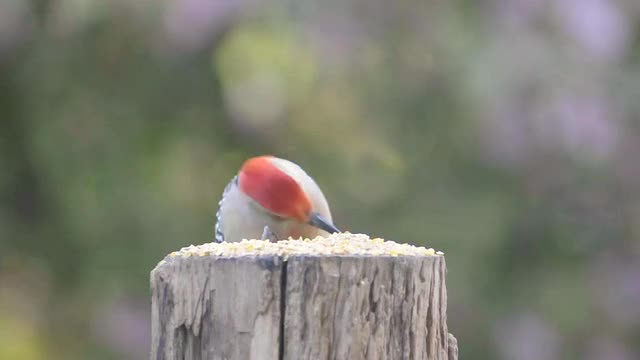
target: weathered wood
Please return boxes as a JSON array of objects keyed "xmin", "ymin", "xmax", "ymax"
[
  {"xmin": 284, "ymin": 255, "xmax": 455, "ymax": 359},
  {"xmin": 151, "ymin": 254, "xmax": 458, "ymax": 360},
  {"xmin": 150, "ymin": 256, "xmax": 284, "ymax": 359}
]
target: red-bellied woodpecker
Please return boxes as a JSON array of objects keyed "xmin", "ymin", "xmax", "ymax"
[{"xmin": 215, "ymin": 155, "xmax": 340, "ymax": 243}]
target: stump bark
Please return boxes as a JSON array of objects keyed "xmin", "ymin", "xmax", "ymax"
[{"xmin": 151, "ymin": 254, "xmax": 458, "ymax": 360}]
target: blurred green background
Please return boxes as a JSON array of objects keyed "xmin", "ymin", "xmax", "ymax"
[{"xmin": 2, "ymin": 0, "xmax": 640, "ymax": 359}]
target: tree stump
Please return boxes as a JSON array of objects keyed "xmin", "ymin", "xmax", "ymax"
[{"xmin": 150, "ymin": 235, "xmax": 458, "ymax": 360}]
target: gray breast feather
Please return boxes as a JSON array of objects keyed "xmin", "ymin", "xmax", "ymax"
[{"xmin": 214, "ymin": 175, "xmax": 238, "ymax": 243}]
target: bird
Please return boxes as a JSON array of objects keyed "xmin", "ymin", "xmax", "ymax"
[{"xmin": 215, "ymin": 155, "xmax": 340, "ymax": 243}]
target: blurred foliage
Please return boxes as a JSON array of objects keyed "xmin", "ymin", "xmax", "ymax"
[{"xmin": 2, "ymin": 0, "xmax": 640, "ymax": 359}]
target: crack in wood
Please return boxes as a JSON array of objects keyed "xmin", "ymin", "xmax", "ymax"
[{"xmin": 150, "ymin": 255, "xmax": 458, "ymax": 360}]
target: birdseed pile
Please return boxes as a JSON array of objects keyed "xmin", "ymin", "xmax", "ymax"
[{"xmin": 167, "ymin": 232, "xmax": 443, "ymax": 259}]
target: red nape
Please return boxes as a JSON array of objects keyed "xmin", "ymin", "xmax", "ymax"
[{"xmin": 238, "ymin": 156, "xmax": 312, "ymax": 222}]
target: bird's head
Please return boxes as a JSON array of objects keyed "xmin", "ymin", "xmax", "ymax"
[{"xmin": 238, "ymin": 156, "xmax": 340, "ymax": 234}]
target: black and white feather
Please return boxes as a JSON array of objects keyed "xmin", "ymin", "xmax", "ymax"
[{"xmin": 214, "ymin": 175, "xmax": 238, "ymax": 243}]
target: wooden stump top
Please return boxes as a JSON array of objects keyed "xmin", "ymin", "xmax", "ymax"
[{"xmin": 151, "ymin": 233, "xmax": 457, "ymax": 360}]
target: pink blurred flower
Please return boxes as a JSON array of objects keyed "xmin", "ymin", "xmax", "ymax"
[
  {"xmin": 493, "ymin": 311, "xmax": 561, "ymax": 360},
  {"xmin": 586, "ymin": 336, "xmax": 634, "ymax": 360},
  {"xmin": 163, "ymin": 0, "xmax": 251, "ymax": 54},
  {"xmin": 93, "ymin": 296, "xmax": 150, "ymax": 359},
  {"xmin": 555, "ymin": 0, "xmax": 630, "ymax": 62},
  {"xmin": 593, "ymin": 258, "xmax": 640, "ymax": 329},
  {"xmin": 553, "ymin": 94, "xmax": 619, "ymax": 162},
  {"xmin": 0, "ymin": 0, "xmax": 32, "ymax": 56}
]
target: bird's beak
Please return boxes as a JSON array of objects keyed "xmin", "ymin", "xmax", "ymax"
[{"xmin": 308, "ymin": 212, "xmax": 340, "ymax": 234}]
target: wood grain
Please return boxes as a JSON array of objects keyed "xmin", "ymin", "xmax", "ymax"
[{"xmin": 150, "ymin": 254, "xmax": 458, "ymax": 360}]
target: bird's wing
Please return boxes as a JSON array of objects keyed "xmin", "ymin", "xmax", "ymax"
[{"xmin": 214, "ymin": 175, "xmax": 238, "ymax": 243}]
